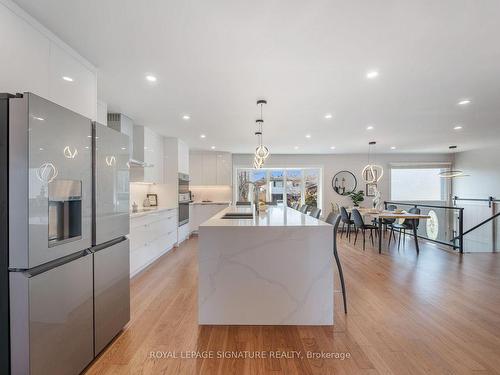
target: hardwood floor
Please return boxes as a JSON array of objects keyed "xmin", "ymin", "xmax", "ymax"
[{"xmin": 85, "ymin": 233, "xmax": 500, "ymax": 375}]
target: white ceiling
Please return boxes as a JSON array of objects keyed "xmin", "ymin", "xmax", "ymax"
[{"xmin": 14, "ymin": 0, "xmax": 500, "ymax": 154}]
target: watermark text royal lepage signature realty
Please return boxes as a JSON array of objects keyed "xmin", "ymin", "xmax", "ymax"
[{"xmin": 149, "ymin": 351, "xmax": 351, "ymax": 360}]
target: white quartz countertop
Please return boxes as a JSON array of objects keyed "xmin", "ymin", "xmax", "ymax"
[
  {"xmin": 130, "ymin": 206, "xmax": 176, "ymax": 218},
  {"xmin": 190, "ymin": 201, "xmax": 231, "ymax": 205},
  {"xmin": 200, "ymin": 206, "xmax": 331, "ymax": 227}
]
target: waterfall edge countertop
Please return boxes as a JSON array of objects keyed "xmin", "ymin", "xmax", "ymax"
[
  {"xmin": 198, "ymin": 205, "xmax": 334, "ymax": 325},
  {"xmin": 200, "ymin": 205, "xmax": 331, "ymax": 227}
]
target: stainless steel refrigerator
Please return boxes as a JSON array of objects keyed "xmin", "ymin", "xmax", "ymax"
[{"xmin": 0, "ymin": 92, "xmax": 130, "ymax": 375}]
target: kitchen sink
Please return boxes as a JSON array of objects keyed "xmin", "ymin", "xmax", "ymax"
[{"xmin": 221, "ymin": 213, "xmax": 253, "ymax": 219}]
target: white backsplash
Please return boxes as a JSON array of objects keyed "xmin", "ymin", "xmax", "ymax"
[
  {"xmin": 190, "ymin": 186, "xmax": 232, "ymax": 202},
  {"xmin": 130, "ymin": 183, "xmax": 152, "ymax": 209}
]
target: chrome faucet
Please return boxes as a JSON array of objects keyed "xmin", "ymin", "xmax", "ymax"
[{"xmin": 242, "ymin": 181, "xmax": 259, "ymax": 213}]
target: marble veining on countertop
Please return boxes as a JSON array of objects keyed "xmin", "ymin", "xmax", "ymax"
[
  {"xmin": 190, "ymin": 201, "xmax": 231, "ymax": 205},
  {"xmin": 200, "ymin": 205, "xmax": 331, "ymax": 227}
]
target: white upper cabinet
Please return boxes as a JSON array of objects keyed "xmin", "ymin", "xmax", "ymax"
[
  {"xmin": 48, "ymin": 42, "xmax": 97, "ymax": 120},
  {"xmin": 190, "ymin": 151, "xmax": 232, "ymax": 186},
  {"xmin": 178, "ymin": 140, "xmax": 189, "ymax": 175},
  {"xmin": 143, "ymin": 127, "xmax": 164, "ymax": 184},
  {"xmin": 0, "ymin": 3, "xmax": 97, "ymax": 120},
  {"xmin": 189, "ymin": 152, "xmax": 203, "ymax": 185},
  {"xmin": 216, "ymin": 152, "xmax": 232, "ymax": 185},
  {"xmin": 202, "ymin": 153, "xmax": 217, "ymax": 185},
  {"xmin": 131, "ymin": 125, "xmax": 164, "ymax": 184}
]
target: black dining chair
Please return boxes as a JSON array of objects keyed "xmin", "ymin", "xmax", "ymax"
[
  {"xmin": 325, "ymin": 212, "xmax": 347, "ymax": 314},
  {"xmin": 339, "ymin": 207, "xmax": 354, "ymax": 241},
  {"xmin": 299, "ymin": 204, "xmax": 309, "ymax": 214},
  {"xmin": 309, "ymin": 207, "xmax": 321, "ymax": 219},
  {"xmin": 390, "ymin": 207, "xmax": 421, "ymax": 250},
  {"xmin": 291, "ymin": 202, "xmax": 300, "ymax": 210},
  {"xmin": 383, "ymin": 204, "xmax": 398, "ymax": 240},
  {"xmin": 351, "ymin": 208, "xmax": 379, "ymax": 251}
]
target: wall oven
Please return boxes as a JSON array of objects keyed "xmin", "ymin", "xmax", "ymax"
[{"xmin": 178, "ymin": 173, "xmax": 190, "ymax": 226}]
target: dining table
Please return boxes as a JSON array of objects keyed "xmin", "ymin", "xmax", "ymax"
[{"xmin": 347, "ymin": 208, "xmax": 431, "ymax": 254}]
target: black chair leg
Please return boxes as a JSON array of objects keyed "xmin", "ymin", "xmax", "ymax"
[
  {"xmin": 340, "ymin": 223, "xmax": 344, "ymax": 239},
  {"xmin": 398, "ymin": 229, "xmax": 402, "ymax": 250},
  {"xmin": 362, "ymin": 230, "xmax": 366, "ymax": 251},
  {"xmin": 347, "ymin": 224, "xmax": 351, "ymax": 241},
  {"xmin": 334, "ymin": 249, "xmax": 347, "ymax": 314},
  {"xmin": 370, "ymin": 229, "xmax": 374, "ymax": 246},
  {"xmin": 354, "ymin": 228, "xmax": 358, "ymax": 245},
  {"xmin": 388, "ymin": 227, "xmax": 394, "ymax": 246}
]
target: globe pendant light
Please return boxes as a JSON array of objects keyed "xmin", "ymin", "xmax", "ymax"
[{"xmin": 362, "ymin": 141, "xmax": 384, "ymax": 183}]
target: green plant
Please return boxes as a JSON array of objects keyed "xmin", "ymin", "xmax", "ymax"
[{"xmin": 349, "ymin": 190, "xmax": 365, "ymax": 206}]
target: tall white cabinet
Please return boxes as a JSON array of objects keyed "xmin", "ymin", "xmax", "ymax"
[{"xmin": 190, "ymin": 151, "xmax": 232, "ymax": 186}]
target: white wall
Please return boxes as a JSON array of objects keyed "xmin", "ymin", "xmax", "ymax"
[
  {"xmin": 0, "ymin": 0, "xmax": 97, "ymax": 119},
  {"xmin": 233, "ymin": 153, "xmax": 452, "ymax": 214},
  {"xmin": 452, "ymin": 145, "xmax": 500, "ymax": 199}
]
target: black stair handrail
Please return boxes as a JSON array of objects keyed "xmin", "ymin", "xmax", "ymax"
[{"xmin": 450, "ymin": 211, "xmax": 500, "ymax": 242}]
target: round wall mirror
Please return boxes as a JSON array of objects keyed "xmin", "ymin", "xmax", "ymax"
[{"xmin": 332, "ymin": 171, "xmax": 357, "ymax": 196}]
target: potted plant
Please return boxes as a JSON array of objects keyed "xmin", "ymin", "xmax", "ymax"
[{"xmin": 349, "ymin": 190, "xmax": 365, "ymax": 207}]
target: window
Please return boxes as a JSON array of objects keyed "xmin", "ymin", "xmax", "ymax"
[
  {"xmin": 391, "ymin": 168, "xmax": 447, "ymax": 201},
  {"xmin": 235, "ymin": 168, "xmax": 321, "ymax": 208}
]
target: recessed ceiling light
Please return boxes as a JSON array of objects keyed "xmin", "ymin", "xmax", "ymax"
[
  {"xmin": 200, "ymin": 134, "xmax": 206, "ymax": 138},
  {"xmin": 391, "ymin": 146, "xmax": 396, "ymax": 150},
  {"xmin": 330, "ymin": 146, "xmax": 336, "ymax": 150},
  {"xmin": 324, "ymin": 113, "xmax": 333, "ymax": 119},
  {"xmin": 145, "ymin": 75, "xmax": 157, "ymax": 82},
  {"xmin": 121, "ymin": 147, "xmax": 126, "ymax": 150},
  {"xmin": 182, "ymin": 114, "xmax": 191, "ymax": 120},
  {"xmin": 458, "ymin": 99, "xmax": 471, "ymax": 105},
  {"xmin": 62, "ymin": 76, "xmax": 74, "ymax": 82},
  {"xmin": 294, "ymin": 146, "xmax": 299, "ymax": 150},
  {"xmin": 32, "ymin": 116, "xmax": 44, "ymax": 121},
  {"xmin": 453, "ymin": 125, "xmax": 463, "ymax": 130},
  {"xmin": 305, "ymin": 134, "xmax": 311, "ymax": 139},
  {"xmin": 39, "ymin": 147, "xmax": 44, "ymax": 151},
  {"xmin": 210, "ymin": 146, "xmax": 216, "ymax": 150},
  {"xmin": 366, "ymin": 125, "xmax": 374, "ymax": 130},
  {"xmin": 366, "ymin": 70, "xmax": 379, "ymax": 79}
]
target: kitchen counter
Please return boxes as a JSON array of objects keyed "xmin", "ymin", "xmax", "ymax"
[
  {"xmin": 130, "ymin": 206, "xmax": 177, "ymax": 218},
  {"xmin": 190, "ymin": 201, "xmax": 231, "ymax": 205},
  {"xmin": 198, "ymin": 205, "xmax": 334, "ymax": 325},
  {"xmin": 200, "ymin": 205, "xmax": 331, "ymax": 227}
]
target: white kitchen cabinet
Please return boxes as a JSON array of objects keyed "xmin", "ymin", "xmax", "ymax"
[
  {"xmin": 216, "ymin": 152, "xmax": 232, "ymax": 185},
  {"xmin": 202, "ymin": 153, "xmax": 217, "ymax": 185},
  {"xmin": 189, "ymin": 152, "xmax": 203, "ymax": 185},
  {"xmin": 48, "ymin": 42, "xmax": 97, "ymax": 121},
  {"xmin": 190, "ymin": 151, "xmax": 232, "ymax": 186},
  {"xmin": 0, "ymin": 3, "xmax": 97, "ymax": 120},
  {"xmin": 131, "ymin": 125, "xmax": 164, "ymax": 184},
  {"xmin": 178, "ymin": 140, "xmax": 189, "ymax": 175},
  {"xmin": 129, "ymin": 209, "xmax": 177, "ymax": 277},
  {"xmin": 144, "ymin": 127, "xmax": 164, "ymax": 183}
]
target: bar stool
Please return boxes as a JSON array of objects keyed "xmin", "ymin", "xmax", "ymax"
[
  {"xmin": 325, "ymin": 212, "xmax": 347, "ymax": 314},
  {"xmin": 309, "ymin": 207, "xmax": 321, "ymax": 219},
  {"xmin": 339, "ymin": 207, "xmax": 354, "ymax": 241},
  {"xmin": 299, "ymin": 204, "xmax": 309, "ymax": 214}
]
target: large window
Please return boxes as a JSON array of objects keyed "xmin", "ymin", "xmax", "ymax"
[
  {"xmin": 235, "ymin": 168, "xmax": 322, "ymax": 208},
  {"xmin": 391, "ymin": 167, "xmax": 447, "ymax": 201}
]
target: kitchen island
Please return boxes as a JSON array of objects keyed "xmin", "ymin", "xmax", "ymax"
[{"xmin": 198, "ymin": 205, "xmax": 334, "ymax": 325}]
